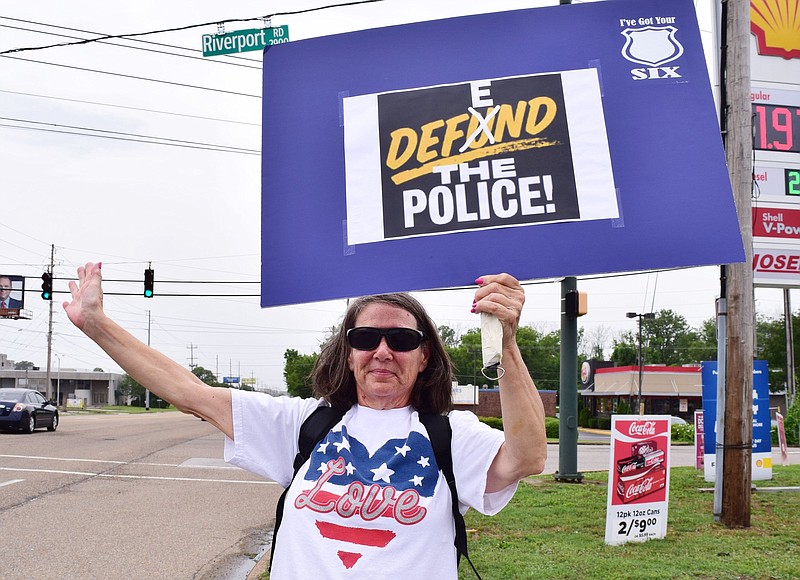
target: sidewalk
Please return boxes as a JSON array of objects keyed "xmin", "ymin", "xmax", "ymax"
[{"xmin": 246, "ymin": 551, "xmax": 269, "ymax": 580}]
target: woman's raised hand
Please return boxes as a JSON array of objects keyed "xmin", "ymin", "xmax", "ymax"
[{"xmin": 63, "ymin": 262, "xmax": 105, "ymax": 333}]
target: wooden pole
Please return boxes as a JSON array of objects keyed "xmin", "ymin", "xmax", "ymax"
[{"xmin": 721, "ymin": 0, "xmax": 753, "ymax": 528}]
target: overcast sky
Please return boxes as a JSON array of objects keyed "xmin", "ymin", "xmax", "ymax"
[{"xmin": 0, "ymin": 0, "xmax": 784, "ymax": 391}]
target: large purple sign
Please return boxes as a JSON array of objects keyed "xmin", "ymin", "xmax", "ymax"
[{"xmin": 261, "ymin": 0, "xmax": 744, "ymax": 306}]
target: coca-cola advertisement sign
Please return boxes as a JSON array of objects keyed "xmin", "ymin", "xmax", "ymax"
[{"xmin": 605, "ymin": 415, "xmax": 671, "ymax": 546}]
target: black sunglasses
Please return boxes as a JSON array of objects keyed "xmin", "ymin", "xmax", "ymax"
[{"xmin": 347, "ymin": 327, "xmax": 426, "ymax": 352}]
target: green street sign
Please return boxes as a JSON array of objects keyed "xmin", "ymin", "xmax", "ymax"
[{"xmin": 202, "ymin": 25, "xmax": 289, "ymax": 57}]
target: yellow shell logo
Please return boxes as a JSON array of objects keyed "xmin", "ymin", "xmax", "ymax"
[{"xmin": 751, "ymin": 0, "xmax": 800, "ymax": 59}]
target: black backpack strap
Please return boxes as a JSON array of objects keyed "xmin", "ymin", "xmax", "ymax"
[
  {"xmin": 269, "ymin": 405, "xmax": 346, "ymax": 572},
  {"xmin": 294, "ymin": 405, "xmax": 348, "ymax": 471},
  {"xmin": 419, "ymin": 413, "xmax": 482, "ymax": 580}
]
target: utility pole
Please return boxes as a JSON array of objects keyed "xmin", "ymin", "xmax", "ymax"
[
  {"xmin": 719, "ymin": 0, "xmax": 753, "ymax": 528},
  {"xmin": 626, "ymin": 312, "xmax": 655, "ymax": 414},
  {"xmin": 187, "ymin": 343, "xmax": 197, "ymax": 369},
  {"xmin": 45, "ymin": 244, "xmax": 55, "ymax": 400}
]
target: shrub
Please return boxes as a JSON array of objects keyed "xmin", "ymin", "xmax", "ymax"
[
  {"xmin": 479, "ymin": 416, "xmax": 561, "ymax": 438},
  {"xmin": 479, "ymin": 416, "xmax": 504, "ymax": 431},
  {"xmin": 616, "ymin": 399, "xmax": 631, "ymax": 415},
  {"xmin": 578, "ymin": 407, "xmax": 591, "ymax": 428},
  {"xmin": 671, "ymin": 423, "xmax": 695, "ymax": 443},
  {"xmin": 595, "ymin": 417, "xmax": 611, "ymax": 430}
]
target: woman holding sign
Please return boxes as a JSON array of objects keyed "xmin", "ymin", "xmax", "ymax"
[{"xmin": 64, "ymin": 263, "xmax": 546, "ymax": 579}]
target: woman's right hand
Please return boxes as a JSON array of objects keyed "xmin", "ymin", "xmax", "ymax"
[{"xmin": 63, "ymin": 262, "xmax": 105, "ymax": 333}]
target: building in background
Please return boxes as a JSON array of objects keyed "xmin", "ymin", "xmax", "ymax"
[
  {"xmin": 0, "ymin": 353, "xmax": 122, "ymax": 407},
  {"xmin": 582, "ymin": 363, "xmax": 702, "ymax": 421}
]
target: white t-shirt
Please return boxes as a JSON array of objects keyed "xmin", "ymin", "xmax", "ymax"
[{"xmin": 224, "ymin": 390, "xmax": 516, "ymax": 579}]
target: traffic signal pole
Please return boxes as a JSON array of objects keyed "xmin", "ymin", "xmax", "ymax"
[
  {"xmin": 551, "ymin": 0, "xmax": 585, "ymax": 485},
  {"xmin": 45, "ymin": 244, "xmax": 54, "ymax": 401},
  {"xmin": 555, "ymin": 276, "xmax": 583, "ymax": 482}
]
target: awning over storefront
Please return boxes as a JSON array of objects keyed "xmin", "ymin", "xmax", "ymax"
[{"xmin": 585, "ymin": 365, "xmax": 702, "ymax": 397}]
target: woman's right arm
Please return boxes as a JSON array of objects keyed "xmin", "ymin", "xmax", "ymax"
[{"xmin": 63, "ymin": 262, "xmax": 233, "ymax": 438}]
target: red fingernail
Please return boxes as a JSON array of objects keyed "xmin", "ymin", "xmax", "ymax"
[
  {"xmin": 475, "ymin": 277, "xmax": 484, "ymax": 285},
  {"xmin": 470, "ymin": 305, "xmax": 477, "ymax": 313}
]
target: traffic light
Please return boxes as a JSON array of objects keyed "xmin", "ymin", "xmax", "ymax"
[
  {"xmin": 41, "ymin": 272, "xmax": 52, "ymax": 300},
  {"xmin": 564, "ymin": 290, "xmax": 588, "ymax": 318},
  {"xmin": 144, "ymin": 268, "xmax": 154, "ymax": 298}
]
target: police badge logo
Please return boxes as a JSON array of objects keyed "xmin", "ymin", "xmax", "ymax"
[{"xmin": 621, "ymin": 26, "xmax": 684, "ymax": 67}]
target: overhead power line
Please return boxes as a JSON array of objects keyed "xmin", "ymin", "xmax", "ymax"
[
  {"xmin": 0, "ymin": 89, "xmax": 260, "ymax": 126},
  {"xmin": 0, "ymin": 0, "xmax": 386, "ymax": 55},
  {"xmin": 1, "ymin": 55, "xmax": 261, "ymax": 98},
  {"xmin": 0, "ymin": 115, "xmax": 258, "ymax": 153},
  {"xmin": 0, "ymin": 18, "xmax": 262, "ymax": 68},
  {"xmin": 0, "ymin": 121, "xmax": 260, "ymax": 155}
]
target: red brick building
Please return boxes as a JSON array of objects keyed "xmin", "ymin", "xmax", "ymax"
[{"xmin": 454, "ymin": 387, "xmax": 557, "ymax": 418}]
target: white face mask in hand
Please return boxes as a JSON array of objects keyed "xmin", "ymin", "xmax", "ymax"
[{"xmin": 481, "ymin": 313, "xmax": 504, "ymax": 380}]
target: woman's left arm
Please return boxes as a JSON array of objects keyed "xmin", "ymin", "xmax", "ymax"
[{"xmin": 472, "ymin": 273, "xmax": 547, "ymax": 493}]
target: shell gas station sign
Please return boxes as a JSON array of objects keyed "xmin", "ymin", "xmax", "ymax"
[
  {"xmin": 751, "ymin": 0, "xmax": 800, "ymax": 60},
  {"xmin": 750, "ymin": 0, "xmax": 800, "ymax": 288}
]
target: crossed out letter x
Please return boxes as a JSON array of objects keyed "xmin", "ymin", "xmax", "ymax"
[{"xmin": 459, "ymin": 105, "xmax": 501, "ymax": 153}]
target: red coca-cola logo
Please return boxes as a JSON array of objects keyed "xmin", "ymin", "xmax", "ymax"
[
  {"xmin": 624, "ymin": 476, "xmax": 654, "ymax": 501},
  {"xmin": 628, "ymin": 421, "xmax": 656, "ymax": 436}
]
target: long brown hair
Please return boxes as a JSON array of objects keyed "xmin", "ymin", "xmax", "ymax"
[{"xmin": 311, "ymin": 293, "xmax": 453, "ymax": 414}]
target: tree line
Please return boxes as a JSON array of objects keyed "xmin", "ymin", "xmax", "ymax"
[
  {"xmin": 281, "ymin": 309, "xmax": 800, "ymax": 397},
  {"xmin": 118, "ymin": 366, "xmax": 254, "ymax": 407}
]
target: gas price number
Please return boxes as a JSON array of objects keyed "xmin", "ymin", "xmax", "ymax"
[
  {"xmin": 753, "ymin": 103, "xmax": 800, "ymax": 153},
  {"xmin": 788, "ymin": 168, "xmax": 800, "ymax": 197}
]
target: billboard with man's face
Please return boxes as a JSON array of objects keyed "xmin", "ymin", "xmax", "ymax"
[{"xmin": 0, "ymin": 274, "xmax": 25, "ymax": 312}]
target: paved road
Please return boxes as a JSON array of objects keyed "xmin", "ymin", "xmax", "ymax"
[{"xmin": 0, "ymin": 412, "xmax": 280, "ymax": 580}]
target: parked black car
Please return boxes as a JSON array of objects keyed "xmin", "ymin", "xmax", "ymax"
[{"xmin": 0, "ymin": 388, "xmax": 58, "ymax": 433}]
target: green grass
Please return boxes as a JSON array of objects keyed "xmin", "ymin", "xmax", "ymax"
[{"xmin": 459, "ymin": 465, "xmax": 800, "ymax": 579}]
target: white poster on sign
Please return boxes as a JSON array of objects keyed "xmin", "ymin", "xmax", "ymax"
[
  {"xmin": 451, "ymin": 383, "xmax": 478, "ymax": 405},
  {"xmin": 343, "ymin": 68, "xmax": 618, "ymax": 245}
]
